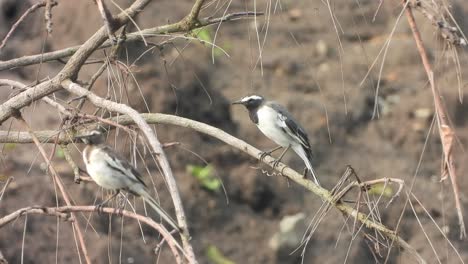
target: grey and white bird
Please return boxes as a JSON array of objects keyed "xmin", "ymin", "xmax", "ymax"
[
  {"xmin": 76, "ymin": 130, "xmax": 180, "ymax": 232},
  {"xmin": 232, "ymin": 95, "xmax": 320, "ymax": 186}
]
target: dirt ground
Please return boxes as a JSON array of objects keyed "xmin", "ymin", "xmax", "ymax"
[{"xmin": 1, "ymin": 0, "xmax": 468, "ymax": 263}]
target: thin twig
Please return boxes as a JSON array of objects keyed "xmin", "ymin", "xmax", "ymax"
[
  {"xmin": 61, "ymin": 80, "xmax": 197, "ymax": 263},
  {"xmin": 0, "ymin": 11, "xmax": 263, "ymax": 71},
  {"xmin": 60, "ymin": 144, "xmax": 81, "ymax": 183},
  {"xmin": 45, "ymin": 0, "xmax": 54, "ymax": 34},
  {"xmin": 405, "ymin": 4, "xmax": 465, "ymax": 239},
  {"xmin": 0, "ymin": 113, "xmax": 426, "ymax": 263},
  {"xmin": 0, "ymin": 205, "xmax": 183, "ymax": 263},
  {"xmin": 95, "ymin": 0, "xmax": 117, "ymax": 42},
  {"xmin": 0, "ymin": 1, "xmax": 57, "ymax": 52},
  {"xmin": 0, "ymin": 79, "xmax": 71, "ymax": 116},
  {"xmin": 14, "ymin": 115, "xmax": 92, "ymax": 264},
  {"xmin": 0, "ymin": 177, "xmax": 14, "ymax": 203},
  {"xmin": 407, "ymin": 0, "xmax": 466, "ymax": 46}
]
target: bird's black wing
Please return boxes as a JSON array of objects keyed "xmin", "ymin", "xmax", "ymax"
[
  {"xmin": 100, "ymin": 145, "xmax": 148, "ymax": 187},
  {"xmin": 269, "ymin": 102, "xmax": 313, "ymax": 153}
]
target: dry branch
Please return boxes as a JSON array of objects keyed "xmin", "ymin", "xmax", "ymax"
[
  {"xmin": 0, "ymin": 11, "xmax": 262, "ymax": 71},
  {"xmin": 0, "ymin": 205, "xmax": 182, "ymax": 263},
  {"xmin": 0, "ymin": 79, "xmax": 71, "ymax": 116},
  {"xmin": 0, "ymin": 113, "xmax": 426, "ymax": 263},
  {"xmin": 0, "ymin": 0, "xmax": 154, "ymax": 124},
  {"xmin": 61, "ymin": 80, "xmax": 197, "ymax": 261},
  {"xmin": 0, "ymin": 1, "xmax": 57, "ymax": 52},
  {"xmin": 405, "ymin": 4, "xmax": 466, "ymax": 239},
  {"xmin": 95, "ymin": 0, "xmax": 117, "ymax": 42},
  {"xmin": 14, "ymin": 115, "xmax": 91, "ymax": 264},
  {"xmin": 408, "ymin": 0, "xmax": 467, "ymax": 46}
]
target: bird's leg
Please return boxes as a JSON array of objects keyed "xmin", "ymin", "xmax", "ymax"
[
  {"xmin": 272, "ymin": 145, "xmax": 290, "ymax": 168},
  {"xmin": 259, "ymin": 146, "xmax": 282, "ymax": 161},
  {"xmin": 116, "ymin": 192, "xmax": 128, "ymax": 217},
  {"xmin": 95, "ymin": 191, "xmax": 120, "ymax": 214}
]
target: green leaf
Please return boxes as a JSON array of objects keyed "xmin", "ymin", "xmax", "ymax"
[
  {"xmin": 193, "ymin": 27, "xmax": 212, "ymax": 43},
  {"xmin": 187, "ymin": 165, "xmax": 221, "ymax": 192},
  {"xmin": 368, "ymin": 183, "xmax": 393, "ymax": 197},
  {"xmin": 205, "ymin": 245, "xmax": 235, "ymax": 264},
  {"xmin": 191, "ymin": 27, "xmax": 228, "ymax": 58},
  {"xmin": 55, "ymin": 148, "xmax": 65, "ymax": 159},
  {"xmin": 3, "ymin": 143, "xmax": 17, "ymax": 151}
]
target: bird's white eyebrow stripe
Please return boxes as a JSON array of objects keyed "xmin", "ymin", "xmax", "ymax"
[{"xmin": 241, "ymin": 95, "xmax": 262, "ymax": 102}]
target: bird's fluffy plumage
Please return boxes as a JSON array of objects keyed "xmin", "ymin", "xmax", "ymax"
[
  {"xmin": 81, "ymin": 133, "xmax": 180, "ymax": 231},
  {"xmin": 234, "ymin": 95, "xmax": 320, "ymax": 186}
]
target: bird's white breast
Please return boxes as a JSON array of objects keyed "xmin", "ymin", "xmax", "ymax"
[
  {"xmin": 84, "ymin": 147, "xmax": 133, "ymax": 190},
  {"xmin": 256, "ymin": 105, "xmax": 293, "ymax": 147}
]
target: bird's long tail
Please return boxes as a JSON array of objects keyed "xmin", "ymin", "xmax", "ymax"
[
  {"xmin": 292, "ymin": 145, "xmax": 321, "ymax": 187},
  {"xmin": 138, "ymin": 190, "xmax": 181, "ymax": 232}
]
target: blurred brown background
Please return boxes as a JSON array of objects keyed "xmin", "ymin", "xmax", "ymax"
[{"xmin": 1, "ymin": 0, "xmax": 468, "ymax": 263}]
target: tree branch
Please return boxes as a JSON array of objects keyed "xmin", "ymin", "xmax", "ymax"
[
  {"xmin": 405, "ymin": 3, "xmax": 465, "ymax": 239},
  {"xmin": 61, "ymin": 79, "xmax": 197, "ymax": 263},
  {"xmin": 0, "ymin": 1, "xmax": 57, "ymax": 53},
  {"xmin": 0, "ymin": 113, "xmax": 426, "ymax": 263},
  {"xmin": 15, "ymin": 114, "xmax": 91, "ymax": 264},
  {"xmin": 0, "ymin": 0, "xmax": 153, "ymax": 124},
  {"xmin": 0, "ymin": 11, "xmax": 262, "ymax": 71},
  {"xmin": 0, "ymin": 205, "xmax": 182, "ymax": 263}
]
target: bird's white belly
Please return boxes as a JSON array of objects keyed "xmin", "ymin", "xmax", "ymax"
[
  {"xmin": 86, "ymin": 151, "xmax": 131, "ymax": 190},
  {"xmin": 256, "ymin": 106, "xmax": 292, "ymax": 147}
]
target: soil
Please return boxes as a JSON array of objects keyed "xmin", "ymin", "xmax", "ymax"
[{"xmin": 1, "ymin": 0, "xmax": 468, "ymax": 263}]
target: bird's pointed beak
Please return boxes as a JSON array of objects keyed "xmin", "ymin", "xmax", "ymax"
[{"xmin": 231, "ymin": 100, "xmax": 243, "ymax": 105}]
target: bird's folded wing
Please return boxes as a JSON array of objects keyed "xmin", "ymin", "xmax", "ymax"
[
  {"xmin": 271, "ymin": 104, "xmax": 312, "ymax": 151},
  {"xmin": 100, "ymin": 146, "xmax": 148, "ymax": 187}
]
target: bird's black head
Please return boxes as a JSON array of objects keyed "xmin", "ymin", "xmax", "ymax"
[
  {"xmin": 76, "ymin": 129, "xmax": 105, "ymax": 145},
  {"xmin": 232, "ymin": 95, "xmax": 265, "ymax": 110}
]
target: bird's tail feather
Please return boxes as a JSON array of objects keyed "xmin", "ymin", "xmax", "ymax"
[
  {"xmin": 292, "ymin": 145, "xmax": 321, "ymax": 187},
  {"xmin": 138, "ymin": 190, "xmax": 180, "ymax": 232}
]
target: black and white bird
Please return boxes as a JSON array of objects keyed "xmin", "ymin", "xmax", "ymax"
[
  {"xmin": 232, "ymin": 95, "xmax": 320, "ymax": 186},
  {"xmin": 76, "ymin": 130, "xmax": 180, "ymax": 232}
]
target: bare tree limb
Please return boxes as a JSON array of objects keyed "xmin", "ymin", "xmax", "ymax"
[
  {"xmin": 61, "ymin": 79, "xmax": 197, "ymax": 263},
  {"xmin": 0, "ymin": 0, "xmax": 153, "ymax": 123},
  {"xmin": 405, "ymin": 4, "xmax": 465, "ymax": 239},
  {"xmin": 15, "ymin": 114, "xmax": 92, "ymax": 264},
  {"xmin": 0, "ymin": 113, "xmax": 426, "ymax": 263},
  {"xmin": 0, "ymin": 79, "xmax": 71, "ymax": 116},
  {"xmin": 408, "ymin": 0, "xmax": 467, "ymax": 46},
  {"xmin": 95, "ymin": 0, "xmax": 117, "ymax": 42},
  {"xmin": 44, "ymin": 0, "xmax": 54, "ymax": 34},
  {"xmin": 0, "ymin": 1, "xmax": 57, "ymax": 53},
  {"xmin": 0, "ymin": 11, "xmax": 262, "ymax": 71},
  {"xmin": 0, "ymin": 205, "xmax": 182, "ymax": 263}
]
